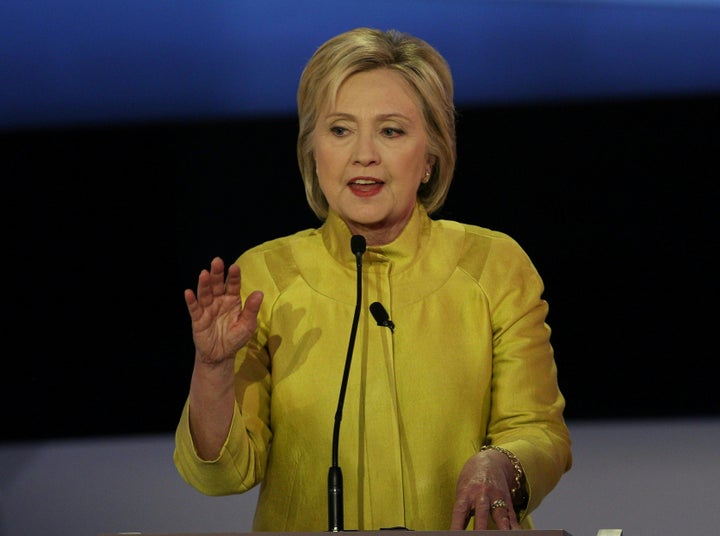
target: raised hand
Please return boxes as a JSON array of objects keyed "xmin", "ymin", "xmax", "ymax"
[{"xmin": 184, "ymin": 257, "xmax": 264, "ymax": 366}]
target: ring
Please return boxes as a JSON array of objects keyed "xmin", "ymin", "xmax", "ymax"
[{"xmin": 490, "ymin": 498, "xmax": 507, "ymax": 510}]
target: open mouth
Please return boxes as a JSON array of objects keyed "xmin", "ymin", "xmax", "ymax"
[{"xmin": 348, "ymin": 179, "xmax": 384, "ymax": 196}]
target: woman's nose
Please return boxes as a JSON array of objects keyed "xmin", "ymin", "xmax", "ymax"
[{"xmin": 352, "ymin": 131, "xmax": 380, "ymax": 166}]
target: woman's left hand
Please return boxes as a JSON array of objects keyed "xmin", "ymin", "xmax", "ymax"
[{"xmin": 450, "ymin": 449, "xmax": 521, "ymax": 530}]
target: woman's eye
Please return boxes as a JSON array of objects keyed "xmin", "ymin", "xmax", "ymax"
[
  {"xmin": 382, "ymin": 127, "xmax": 403, "ymax": 137},
  {"xmin": 330, "ymin": 126, "xmax": 348, "ymax": 136}
]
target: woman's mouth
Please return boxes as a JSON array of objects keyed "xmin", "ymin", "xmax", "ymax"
[{"xmin": 348, "ymin": 178, "xmax": 384, "ymax": 196}]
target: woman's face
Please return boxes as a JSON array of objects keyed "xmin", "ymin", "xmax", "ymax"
[{"xmin": 312, "ymin": 68, "xmax": 433, "ymax": 245}]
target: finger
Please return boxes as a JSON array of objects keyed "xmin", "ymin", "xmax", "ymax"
[
  {"xmin": 184, "ymin": 288, "xmax": 199, "ymax": 313},
  {"xmin": 243, "ymin": 290, "xmax": 264, "ymax": 316},
  {"xmin": 450, "ymin": 499, "xmax": 474, "ymax": 531},
  {"xmin": 507, "ymin": 507, "xmax": 521, "ymax": 529},
  {"xmin": 194, "ymin": 268, "xmax": 214, "ymax": 306},
  {"xmin": 472, "ymin": 496, "xmax": 491, "ymax": 530},
  {"xmin": 224, "ymin": 263, "xmax": 241, "ymax": 296},
  {"xmin": 492, "ymin": 506, "xmax": 510, "ymax": 530},
  {"xmin": 209, "ymin": 257, "xmax": 226, "ymax": 296},
  {"xmin": 490, "ymin": 498, "xmax": 519, "ymax": 530}
]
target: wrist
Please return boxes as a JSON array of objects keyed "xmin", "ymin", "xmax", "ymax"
[{"xmin": 480, "ymin": 444, "xmax": 529, "ymax": 509}]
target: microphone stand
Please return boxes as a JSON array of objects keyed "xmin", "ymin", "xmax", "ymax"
[{"xmin": 328, "ymin": 234, "xmax": 366, "ymax": 532}]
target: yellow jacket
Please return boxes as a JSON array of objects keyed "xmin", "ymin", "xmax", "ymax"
[{"xmin": 174, "ymin": 203, "xmax": 572, "ymax": 531}]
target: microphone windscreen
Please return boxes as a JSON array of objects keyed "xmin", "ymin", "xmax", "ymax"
[{"xmin": 351, "ymin": 235, "xmax": 366, "ymax": 255}]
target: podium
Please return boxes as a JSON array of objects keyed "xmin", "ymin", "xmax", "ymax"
[{"xmin": 98, "ymin": 529, "xmax": 573, "ymax": 536}]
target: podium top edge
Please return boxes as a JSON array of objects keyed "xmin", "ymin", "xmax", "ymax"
[{"xmin": 98, "ymin": 531, "xmax": 573, "ymax": 536}]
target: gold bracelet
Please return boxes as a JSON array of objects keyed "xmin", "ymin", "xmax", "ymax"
[{"xmin": 480, "ymin": 444, "xmax": 527, "ymax": 506}]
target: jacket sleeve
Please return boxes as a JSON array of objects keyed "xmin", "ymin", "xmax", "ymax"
[
  {"xmin": 480, "ymin": 234, "xmax": 573, "ymax": 517},
  {"xmin": 173, "ymin": 306, "xmax": 274, "ymax": 496}
]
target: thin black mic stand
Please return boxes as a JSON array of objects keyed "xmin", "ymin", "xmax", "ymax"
[{"xmin": 328, "ymin": 234, "xmax": 366, "ymax": 532}]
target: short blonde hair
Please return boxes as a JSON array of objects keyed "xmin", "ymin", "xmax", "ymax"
[{"xmin": 297, "ymin": 27, "xmax": 457, "ymax": 220}]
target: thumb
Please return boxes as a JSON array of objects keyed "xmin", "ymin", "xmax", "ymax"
[{"xmin": 243, "ymin": 290, "xmax": 264, "ymax": 317}]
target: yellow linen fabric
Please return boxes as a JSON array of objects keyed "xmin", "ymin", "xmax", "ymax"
[{"xmin": 174, "ymin": 203, "xmax": 572, "ymax": 531}]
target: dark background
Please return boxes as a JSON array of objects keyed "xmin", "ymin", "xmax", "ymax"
[
  {"xmin": 2, "ymin": 2, "xmax": 719, "ymax": 441},
  {"xmin": 4, "ymin": 95, "xmax": 718, "ymax": 441}
]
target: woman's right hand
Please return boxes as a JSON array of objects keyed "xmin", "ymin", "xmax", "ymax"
[{"xmin": 184, "ymin": 257, "xmax": 264, "ymax": 367}]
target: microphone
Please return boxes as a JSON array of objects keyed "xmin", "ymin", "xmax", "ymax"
[
  {"xmin": 328, "ymin": 234, "xmax": 366, "ymax": 532},
  {"xmin": 369, "ymin": 302, "xmax": 394, "ymax": 333}
]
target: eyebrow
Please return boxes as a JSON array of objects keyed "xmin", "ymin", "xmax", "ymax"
[{"xmin": 325, "ymin": 112, "xmax": 413, "ymax": 122}]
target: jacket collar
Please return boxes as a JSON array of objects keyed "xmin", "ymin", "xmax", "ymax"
[{"xmin": 320, "ymin": 203, "xmax": 431, "ymax": 274}]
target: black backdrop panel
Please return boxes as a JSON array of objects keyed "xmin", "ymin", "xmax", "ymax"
[{"xmin": 3, "ymin": 95, "xmax": 718, "ymax": 441}]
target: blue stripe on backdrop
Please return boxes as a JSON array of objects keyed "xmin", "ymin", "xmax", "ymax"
[{"xmin": 1, "ymin": 0, "xmax": 719, "ymax": 129}]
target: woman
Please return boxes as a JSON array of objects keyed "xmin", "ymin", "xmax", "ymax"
[{"xmin": 174, "ymin": 27, "xmax": 572, "ymax": 531}]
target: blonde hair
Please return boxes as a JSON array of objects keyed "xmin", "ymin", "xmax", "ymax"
[{"xmin": 297, "ymin": 27, "xmax": 457, "ymax": 220}]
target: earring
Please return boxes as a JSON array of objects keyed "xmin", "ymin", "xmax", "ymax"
[{"xmin": 422, "ymin": 169, "xmax": 431, "ymax": 183}]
